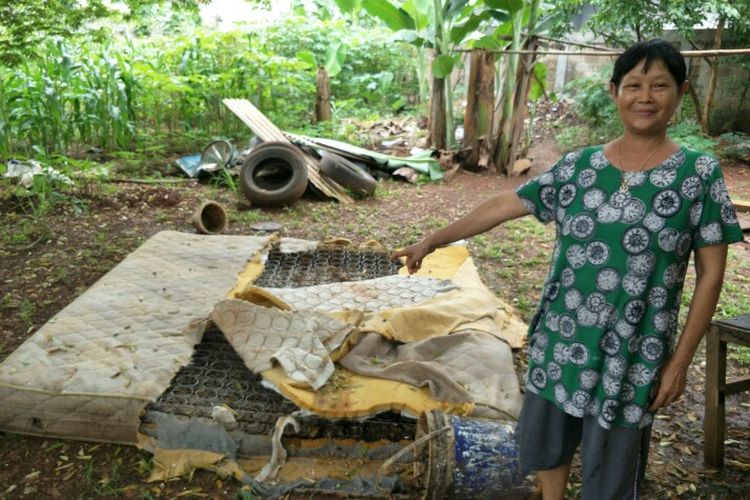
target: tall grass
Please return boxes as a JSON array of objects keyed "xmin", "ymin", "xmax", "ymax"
[{"xmin": 0, "ymin": 20, "xmax": 419, "ymax": 158}]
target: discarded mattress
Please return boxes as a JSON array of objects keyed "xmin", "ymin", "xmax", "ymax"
[
  {"xmin": 0, "ymin": 230, "xmax": 528, "ymax": 448},
  {"xmin": 0, "ymin": 231, "xmax": 273, "ymax": 443}
]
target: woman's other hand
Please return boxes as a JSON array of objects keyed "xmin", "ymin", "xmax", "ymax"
[
  {"xmin": 391, "ymin": 240, "xmax": 433, "ymax": 274},
  {"xmin": 648, "ymin": 355, "xmax": 689, "ymax": 411}
]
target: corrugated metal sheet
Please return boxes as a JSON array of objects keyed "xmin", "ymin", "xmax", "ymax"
[{"xmin": 223, "ymin": 99, "xmax": 353, "ymax": 204}]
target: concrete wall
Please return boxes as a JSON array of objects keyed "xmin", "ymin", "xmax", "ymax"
[{"xmin": 540, "ymin": 31, "xmax": 750, "ymax": 134}]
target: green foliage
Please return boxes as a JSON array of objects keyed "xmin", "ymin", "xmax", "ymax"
[
  {"xmin": 554, "ymin": 125, "xmax": 589, "ymax": 153},
  {"xmin": 668, "ymin": 121, "xmax": 718, "ymax": 153},
  {"xmin": 561, "ymin": 70, "xmax": 622, "ymax": 147},
  {"xmin": 719, "ymin": 132, "xmax": 750, "ymax": 164},
  {"xmin": 0, "ymin": 19, "xmax": 419, "ymax": 157}
]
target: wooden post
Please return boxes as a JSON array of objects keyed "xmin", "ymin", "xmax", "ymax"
[
  {"xmin": 428, "ymin": 74, "xmax": 447, "ymax": 150},
  {"xmin": 704, "ymin": 324, "xmax": 726, "ymax": 468},
  {"xmin": 315, "ymin": 67, "xmax": 332, "ymax": 123},
  {"xmin": 507, "ymin": 39, "xmax": 539, "ymax": 175},
  {"xmin": 463, "ymin": 49, "xmax": 495, "ymax": 171}
]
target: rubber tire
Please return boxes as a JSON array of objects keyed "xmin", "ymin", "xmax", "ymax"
[
  {"xmin": 319, "ymin": 152, "xmax": 378, "ymax": 196},
  {"xmin": 239, "ymin": 142, "xmax": 309, "ymax": 207}
]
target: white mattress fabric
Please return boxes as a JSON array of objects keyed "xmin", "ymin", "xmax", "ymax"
[{"xmin": 0, "ymin": 231, "xmax": 271, "ymax": 443}]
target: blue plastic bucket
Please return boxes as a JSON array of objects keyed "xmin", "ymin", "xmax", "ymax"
[{"xmin": 415, "ymin": 410, "xmax": 536, "ymax": 499}]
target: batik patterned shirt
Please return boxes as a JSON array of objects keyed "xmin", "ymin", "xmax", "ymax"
[{"xmin": 515, "ymin": 145, "xmax": 744, "ymax": 429}]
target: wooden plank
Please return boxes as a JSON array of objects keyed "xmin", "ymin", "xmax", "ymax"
[
  {"xmin": 222, "ymin": 99, "xmax": 353, "ymax": 204},
  {"xmin": 733, "ymin": 200, "xmax": 750, "ymax": 213},
  {"xmin": 726, "ymin": 375, "xmax": 750, "ymax": 396},
  {"xmin": 704, "ymin": 325, "xmax": 726, "ymax": 468}
]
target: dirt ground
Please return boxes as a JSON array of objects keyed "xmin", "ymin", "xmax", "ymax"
[{"xmin": 1, "ymin": 131, "xmax": 750, "ymax": 498}]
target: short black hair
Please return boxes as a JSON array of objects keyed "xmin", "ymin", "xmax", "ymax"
[{"xmin": 610, "ymin": 39, "xmax": 686, "ymax": 91}]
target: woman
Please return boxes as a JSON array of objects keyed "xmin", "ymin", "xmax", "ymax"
[{"xmin": 392, "ymin": 39, "xmax": 744, "ymax": 499}]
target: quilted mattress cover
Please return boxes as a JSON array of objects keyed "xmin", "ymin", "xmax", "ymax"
[{"xmin": 0, "ymin": 231, "xmax": 271, "ymax": 443}]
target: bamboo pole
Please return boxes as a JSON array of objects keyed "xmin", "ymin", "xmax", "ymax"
[{"xmin": 454, "ymin": 48, "xmax": 750, "ymax": 57}]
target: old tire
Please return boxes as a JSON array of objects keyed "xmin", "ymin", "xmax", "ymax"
[
  {"xmin": 240, "ymin": 142, "xmax": 308, "ymax": 207},
  {"xmin": 319, "ymin": 152, "xmax": 377, "ymax": 196}
]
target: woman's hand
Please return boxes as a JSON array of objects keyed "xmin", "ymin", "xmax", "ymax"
[
  {"xmin": 391, "ymin": 240, "xmax": 433, "ymax": 274},
  {"xmin": 648, "ymin": 355, "xmax": 689, "ymax": 411}
]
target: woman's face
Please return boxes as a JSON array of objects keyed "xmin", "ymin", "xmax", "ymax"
[{"xmin": 610, "ymin": 58, "xmax": 688, "ymax": 136}]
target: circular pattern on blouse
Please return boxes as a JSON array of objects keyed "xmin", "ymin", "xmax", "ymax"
[
  {"xmin": 643, "ymin": 212, "xmax": 666, "ymax": 232},
  {"xmin": 680, "ymin": 176, "xmax": 702, "ymax": 199},
  {"xmin": 620, "ymin": 383, "xmax": 637, "ymax": 403},
  {"xmin": 561, "ymin": 267, "xmax": 575, "ymax": 287},
  {"xmin": 586, "ymin": 241, "xmax": 610, "ymax": 266},
  {"xmin": 576, "ymin": 306, "xmax": 599, "ymax": 327},
  {"xmin": 547, "ymin": 362, "xmax": 562, "ymax": 381},
  {"xmin": 627, "ymin": 363, "xmax": 652, "ymax": 386},
  {"xmin": 585, "ymin": 292, "xmax": 607, "ymax": 312},
  {"xmin": 600, "ymin": 330, "xmax": 621, "ymax": 356},
  {"xmin": 622, "ymin": 227, "xmax": 651, "ymax": 254},
  {"xmin": 700, "ymin": 221, "xmax": 723, "ymax": 244},
  {"xmin": 621, "ymin": 199, "xmax": 646, "ymax": 223},
  {"xmin": 639, "ymin": 336, "xmax": 665, "ymax": 362},
  {"xmin": 627, "ymin": 251, "xmax": 656, "ymax": 276},
  {"xmin": 622, "ymin": 273, "xmax": 648, "ymax": 296},
  {"xmin": 657, "ymin": 227, "xmax": 679, "ymax": 252},
  {"xmin": 584, "ymin": 188, "xmax": 606, "ymax": 210},
  {"xmin": 695, "ymin": 155, "xmax": 717, "ymax": 179},
  {"xmin": 721, "ymin": 203, "xmax": 738, "ymax": 225},
  {"xmin": 652, "ymin": 189, "xmax": 682, "ymax": 217},
  {"xmin": 710, "ymin": 178, "xmax": 731, "ymax": 205},
  {"xmin": 556, "ymin": 161, "xmax": 576, "ymax": 182},
  {"xmin": 545, "ymin": 311, "xmax": 560, "ymax": 331},
  {"xmin": 623, "ymin": 404, "xmax": 644, "ymax": 425},
  {"xmin": 589, "ymin": 150, "xmax": 609, "ymax": 169},
  {"xmin": 649, "ymin": 167, "xmax": 677, "ymax": 187},
  {"xmin": 624, "ymin": 299, "xmax": 647, "ymax": 324},
  {"xmin": 601, "ymin": 399, "xmax": 619, "ymax": 423},
  {"xmin": 578, "ymin": 169, "xmax": 597, "ymax": 188},
  {"xmin": 596, "ymin": 267, "xmax": 621, "ymax": 292},
  {"xmin": 558, "ymin": 184, "xmax": 577, "ymax": 207},
  {"xmin": 569, "ymin": 342, "xmax": 589, "ymax": 365},
  {"xmin": 603, "ymin": 373, "xmax": 622, "ymax": 396},
  {"xmin": 579, "ymin": 368, "xmax": 600, "ymax": 389},
  {"xmin": 606, "ymin": 355, "xmax": 627, "ymax": 378},
  {"xmin": 540, "ymin": 185, "xmax": 557, "ymax": 210},
  {"xmin": 564, "ymin": 288, "xmax": 583, "ymax": 310},
  {"xmin": 622, "ymin": 171, "xmax": 647, "ymax": 188},
  {"xmin": 531, "ymin": 366, "xmax": 547, "ymax": 389},
  {"xmin": 610, "ymin": 190, "xmax": 632, "ymax": 209},
  {"xmin": 554, "ymin": 383, "xmax": 569, "ymax": 404},
  {"xmin": 615, "ymin": 319, "xmax": 636, "ymax": 339},
  {"xmin": 597, "ymin": 203, "xmax": 622, "ymax": 223},
  {"xmin": 676, "ymin": 232, "xmax": 692, "ymax": 257},
  {"xmin": 646, "ymin": 287, "xmax": 667, "ymax": 309},
  {"xmin": 558, "ymin": 316, "xmax": 576, "ymax": 340},
  {"xmin": 566, "ymin": 244, "xmax": 587, "ymax": 269},
  {"xmin": 570, "ymin": 213, "xmax": 596, "ymax": 239}
]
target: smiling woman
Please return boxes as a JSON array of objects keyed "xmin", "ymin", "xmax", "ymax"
[{"xmin": 392, "ymin": 38, "xmax": 745, "ymax": 500}]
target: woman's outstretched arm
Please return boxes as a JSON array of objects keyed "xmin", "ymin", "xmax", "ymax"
[{"xmin": 391, "ymin": 191, "xmax": 530, "ymax": 274}]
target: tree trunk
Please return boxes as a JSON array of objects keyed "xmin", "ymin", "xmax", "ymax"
[
  {"xmin": 463, "ymin": 49, "xmax": 495, "ymax": 170},
  {"xmin": 702, "ymin": 18, "xmax": 724, "ymax": 135},
  {"xmin": 428, "ymin": 74, "xmax": 447, "ymax": 150},
  {"xmin": 314, "ymin": 67, "xmax": 331, "ymax": 123},
  {"xmin": 493, "ymin": 10, "xmax": 523, "ymax": 175},
  {"xmin": 686, "ymin": 59, "xmax": 705, "ymax": 127},
  {"xmin": 507, "ymin": 38, "xmax": 539, "ymax": 175}
]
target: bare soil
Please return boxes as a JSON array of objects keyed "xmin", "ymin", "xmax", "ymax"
[{"xmin": 1, "ymin": 134, "xmax": 749, "ymax": 498}]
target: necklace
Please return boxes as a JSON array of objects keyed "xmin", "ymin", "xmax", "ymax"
[{"xmin": 616, "ymin": 137, "xmax": 666, "ymax": 192}]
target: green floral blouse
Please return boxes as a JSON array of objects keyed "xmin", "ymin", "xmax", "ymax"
[{"xmin": 515, "ymin": 145, "xmax": 744, "ymax": 429}]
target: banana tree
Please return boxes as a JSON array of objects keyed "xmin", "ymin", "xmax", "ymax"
[
  {"xmin": 297, "ymin": 43, "xmax": 347, "ymax": 122},
  {"xmin": 358, "ymin": 0, "xmax": 512, "ymax": 149}
]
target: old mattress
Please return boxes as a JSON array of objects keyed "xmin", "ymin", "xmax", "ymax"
[{"xmin": 0, "ymin": 231, "xmax": 272, "ymax": 443}]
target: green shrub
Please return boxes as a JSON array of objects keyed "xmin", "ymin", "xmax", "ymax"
[
  {"xmin": 564, "ymin": 70, "xmax": 622, "ymax": 143},
  {"xmin": 668, "ymin": 121, "xmax": 718, "ymax": 153},
  {"xmin": 718, "ymin": 132, "xmax": 750, "ymax": 164},
  {"xmin": 555, "ymin": 125, "xmax": 590, "ymax": 153}
]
